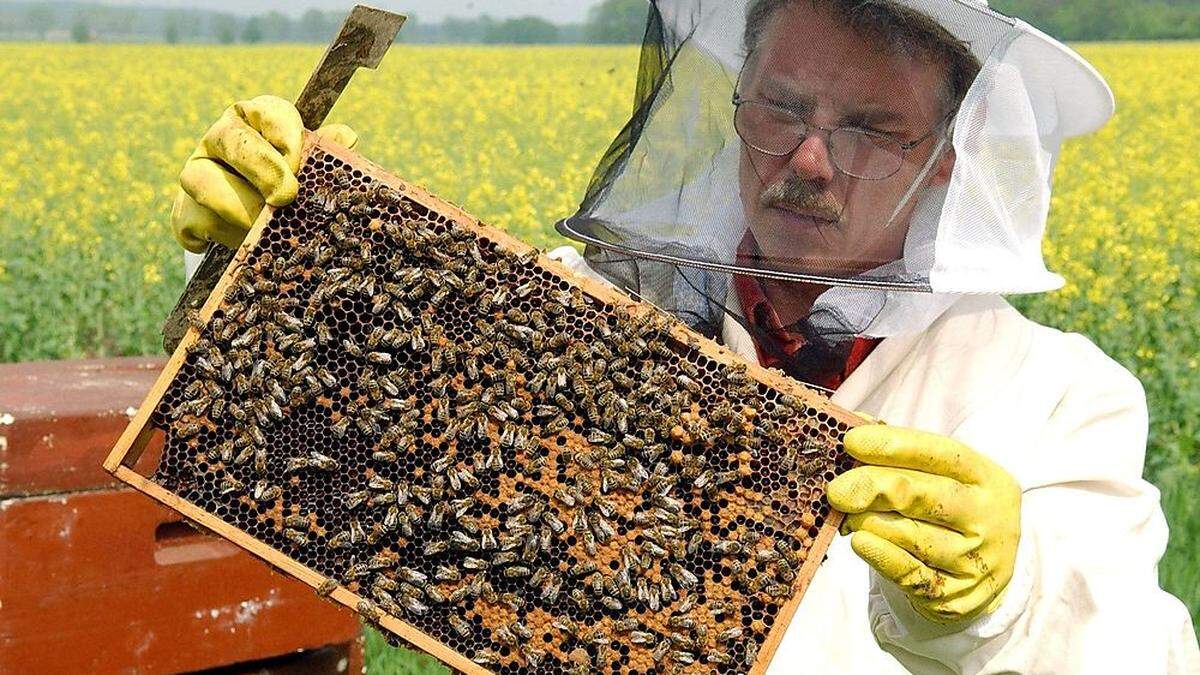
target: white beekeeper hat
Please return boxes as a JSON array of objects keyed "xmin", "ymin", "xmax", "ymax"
[
  {"xmin": 556, "ymin": 0, "xmax": 1116, "ymax": 340},
  {"xmin": 906, "ymin": 0, "xmax": 1116, "ymax": 295},
  {"xmin": 911, "ymin": 0, "xmax": 1114, "ymax": 139}
]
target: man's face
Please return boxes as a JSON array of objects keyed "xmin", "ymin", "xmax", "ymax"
[{"xmin": 737, "ymin": 2, "xmax": 957, "ymax": 277}]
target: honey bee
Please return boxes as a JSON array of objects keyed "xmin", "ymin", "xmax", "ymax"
[
  {"xmin": 755, "ymin": 548, "xmax": 782, "ymax": 563},
  {"xmin": 253, "ymin": 478, "xmax": 280, "ymax": 499},
  {"xmin": 283, "ymin": 529, "xmax": 309, "ymax": 547},
  {"xmin": 668, "ymin": 563, "xmax": 699, "ymax": 589},
  {"xmin": 301, "ymin": 451, "xmax": 335, "ymax": 471},
  {"xmin": 425, "ymin": 585, "xmax": 447, "ymax": 604},
  {"xmin": 601, "ymin": 595, "xmax": 623, "ymax": 611},
  {"xmin": 447, "ymin": 613, "xmax": 471, "ymax": 638},
  {"xmin": 667, "ymin": 615, "xmax": 695, "ymax": 630},
  {"xmin": 538, "ymin": 573, "xmax": 563, "ymax": 603},
  {"xmin": 330, "ymin": 417, "xmax": 351, "ymax": 439},
  {"xmin": 708, "ymin": 652, "xmax": 734, "ymax": 666},
  {"xmin": 713, "ymin": 539, "xmax": 743, "ymax": 556},
  {"xmin": 218, "ymin": 475, "xmax": 244, "ymax": 495},
  {"xmin": 356, "ymin": 599, "xmax": 381, "ymax": 623},
  {"xmin": 652, "ymin": 640, "xmax": 671, "ymax": 664},
  {"xmin": 479, "ymin": 527, "xmax": 497, "ymax": 550},
  {"xmin": 433, "ymin": 564, "xmax": 461, "ymax": 583},
  {"xmin": 551, "ymin": 617, "xmax": 582, "ymax": 639},
  {"xmin": 368, "ymin": 491, "xmax": 395, "ymax": 508},
  {"xmin": 744, "ymin": 640, "xmax": 760, "ymax": 667},
  {"xmin": 492, "ymin": 625, "xmax": 518, "ymax": 648},
  {"xmin": 471, "ymin": 650, "xmax": 499, "ymax": 667},
  {"xmin": 671, "ymin": 650, "xmax": 697, "ymax": 665},
  {"xmin": 709, "ymin": 626, "xmax": 744, "ymax": 645},
  {"xmin": 184, "ymin": 309, "xmax": 208, "ymax": 333},
  {"xmin": 316, "ymin": 578, "xmax": 339, "ymax": 597},
  {"xmin": 524, "ymin": 649, "xmax": 546, "ymax": 669},
  {"xmin": 629, "ymin": 630, "xmax": 656, "ymax": 645},
  {"xmin": 450, "ymin": 530, "xmax": 479, "ymax": 551},
  {"xmin": 673, "ymin": 593, "xmax": 697, "ymax": 615},
  {"xmin": 462, "ymin": 557, "xmax": 489, "ymax": 571},
  {"xmin": 763, "ymin": 583, "xmax": 791, "ymax": 598}
]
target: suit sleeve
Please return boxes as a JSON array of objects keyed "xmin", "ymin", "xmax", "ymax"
[{"xmin": 865, "ymin": 335, "xmax": 1200, "ymax": 674}]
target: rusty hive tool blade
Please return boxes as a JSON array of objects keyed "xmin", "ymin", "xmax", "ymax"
[{"xmin": 161, "ymin": 4, "xmax": 405, "ymax": 353}]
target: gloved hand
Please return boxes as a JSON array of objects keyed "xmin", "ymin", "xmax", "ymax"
[
  {"xmin": 171, "ymin": 94, "xmax": 359, "ymax": 252},
  {"xmin": 826, "ymin": 424, "xmax": 1022, "ymax": 625}
]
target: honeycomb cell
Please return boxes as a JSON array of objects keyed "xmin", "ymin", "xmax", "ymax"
[{"xmin": 134, "ymin": 141, "xmax": 859, "ymax": 675}]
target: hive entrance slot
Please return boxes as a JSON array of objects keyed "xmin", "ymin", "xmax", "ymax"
[{"xmin": 154, "ymin": 519, "xmax": 237, "ymax": 566}]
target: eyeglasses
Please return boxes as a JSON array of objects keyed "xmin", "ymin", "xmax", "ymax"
[{"xmin": 731, "ymin": 92, "xmax": 955, "ymax": 180}]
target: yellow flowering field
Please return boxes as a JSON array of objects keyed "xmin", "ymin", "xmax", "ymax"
[
  {"xmin": 0, "ymin": 42, "xmax": 1195, "ymax": 650},
  {"xmin": 1011, "ymin": 44, "xmax": 1200, "ymax": 635},
  {"xmin": 0, "ymin": 44, "xmax": 635, "ymax": 360}
]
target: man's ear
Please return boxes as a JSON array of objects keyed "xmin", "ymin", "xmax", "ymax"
[{"xmin": 928, "ymin": 145, "xmax": 956, "ymax": 188}]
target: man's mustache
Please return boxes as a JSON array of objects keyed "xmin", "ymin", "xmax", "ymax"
[{"xmin": 758, "ymin": 176, "xmax": 843, "ymax": 224}]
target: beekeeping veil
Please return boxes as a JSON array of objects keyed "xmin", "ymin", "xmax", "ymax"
[{"xmin": 555, "ymin": 0, "xmax": 1113, "ymax": 383}]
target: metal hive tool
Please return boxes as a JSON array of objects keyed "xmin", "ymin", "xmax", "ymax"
[{"xmin": 105, "ymin": 134, "xmax": 865, "ymax": 675}]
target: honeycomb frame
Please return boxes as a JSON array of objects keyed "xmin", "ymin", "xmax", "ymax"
[{"xmin": 105, "ymin": 133, "xmax": 864, "ymax": 675}]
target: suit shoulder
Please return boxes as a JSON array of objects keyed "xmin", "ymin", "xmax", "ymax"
[
  {"xmin": 1020, "ymin": 310, "xmax": 1146, "ymax": 405},
  {"xmin": 936, "ymin": 295, "xmax": 1142, "ymax": 401}
]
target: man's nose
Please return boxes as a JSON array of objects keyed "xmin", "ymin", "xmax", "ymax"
[{"xmin": 788, "ymin": 134, "xmax": 836, "ymax": 183}]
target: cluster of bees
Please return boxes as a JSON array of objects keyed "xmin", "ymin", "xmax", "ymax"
[{"xmin": 152, "ymin": 151, "xmax": 847, "ymax": 674}]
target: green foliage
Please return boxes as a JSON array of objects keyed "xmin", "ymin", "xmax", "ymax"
[
  {"xmin": 69, "ymin": 16, "xmax": 88, "ymax": 43},
  {"xmin": 212, "ymin": 13, "xmax": 236, "ymax": 45},
  {"xmin": 241, "ymin": 17, "xmax": 264, "ymax": 45},
  {"xmin": 585, "ymin": 0, "xmax": 650, "ymax": 44},
  {"xmin": 483, "ymin": 16, "xmax": 560, "ymax": 45},
  {"xmin": 26, "ymin": 5, "xmax": 54, "ymax": 39},
  {"xmin": 443, "ymin": 16, "xmax": 493, "ymax": 43},
  {"xmin": 992, "ymin": 0, "xmax": 1200, "ymax": 40},
  {"xmin": 364, "ymin": 628, "xmax": 451, "ymax": 674},
  {"xmin": 7, "ymin": 1, "xmax": 1200, "ymax": 43},
  {"xmin": 299, "ymin": 8, "xmax": 336, "ymax": 42},
  {"xmin": 260, "ymin": 11, "xmax": 293, "ymax": 42},
  {"xmin": 1157, "ymin": 466, "xmax": 1200, "ymax": 630}
]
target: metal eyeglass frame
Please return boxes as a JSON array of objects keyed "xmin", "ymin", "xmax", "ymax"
[{"xmin": 730, "ymin": 90, "xmax": 958, "ymax": 181}]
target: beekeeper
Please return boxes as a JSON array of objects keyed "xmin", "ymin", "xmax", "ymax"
[{"xmin": 168, "ymin": 0, "xmax": 1199, "ymax": 672}]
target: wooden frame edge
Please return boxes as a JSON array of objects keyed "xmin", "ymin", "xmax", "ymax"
[
  {"xmin": 105, "ymin": 133, "xmax": 862, "ymax": 675},
  {"xmin": 111, "ymin": 465, "xmax": 489, "ymax": 675},
  {"xmin": 750, "ymin": 508, "xmax": 845, "ymax": 674}
]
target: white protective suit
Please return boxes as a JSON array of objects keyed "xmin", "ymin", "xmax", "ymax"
[{"xmin": 551, "ymin": 245, "xmax": 1200, "ymax": 674}]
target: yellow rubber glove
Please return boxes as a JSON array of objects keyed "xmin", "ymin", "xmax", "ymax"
[
  {"xmin": 826, "ymin": 424, "xmax": 1022, "ymax": 625},
  {"xmin": 171, "ymin": 94, "xmax": 359, "ymax": 252}
]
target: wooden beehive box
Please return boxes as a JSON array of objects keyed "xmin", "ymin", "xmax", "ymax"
[
  {"xmin": 1, "ymin": 357, "xmax": 363, "ymax": 674},
  {"xmin": 105, "ymin": 133, "xmax": 863, "ymax": 674}
]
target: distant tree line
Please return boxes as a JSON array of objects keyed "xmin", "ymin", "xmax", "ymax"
[
  {"xmin": 2, "ymin": 0, "xmax": 1198, "ymax": 44},
  {"xmin": 992, "ymin": 0, "xmax": 1200, "ymax": 41},
  {"xmin": 0, "ymin": 1, "xmax": 626, "ymax": 44}
]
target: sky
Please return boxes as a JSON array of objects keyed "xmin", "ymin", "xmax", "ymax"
[{"xmin": 75, "ymin": 0, "xmax": 601, "ymax": 23}]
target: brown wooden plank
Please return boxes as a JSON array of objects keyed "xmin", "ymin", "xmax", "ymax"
[
  {"xmin": 0, "ymin": 356, "xmax": 165, "ymax": 496},
  {"xmin": 0, "ymin": 488, "xmax": 361, "ymax": 674},
  {"xmin": 114, "ymin": 466, "xmax": 487, "ymax": 675}
]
